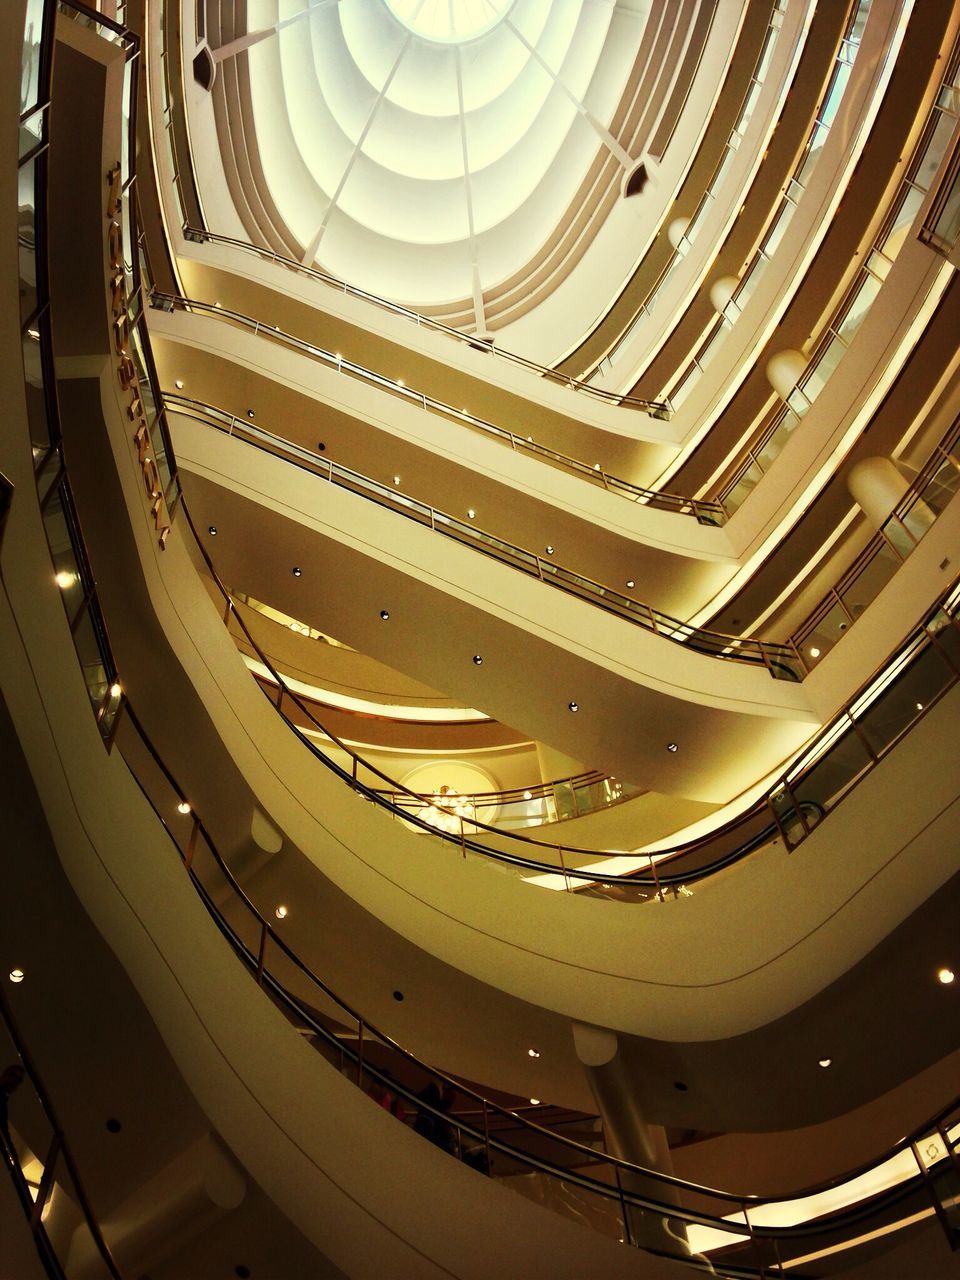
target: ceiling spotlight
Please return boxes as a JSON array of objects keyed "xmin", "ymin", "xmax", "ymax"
[
  {"xmin": 593, "ymin": 463, "xmax": 601, "ymax": 471},
  {"xmin": 667, "ymin": 742, "xmax": 678, "ymax": 753},
  {"xmin": 8, "ymin": 969, "xmax": 24, "ymax": 984},
  {"xmin": 275, "ymin": 904, "xmax": 288, "ymax": 920},
  {"xmin": 937, "ymin": 967, "xmax": 955, "ymax": 985},
  {"xmin": 522, "ymin": 790, "xmax": 532, "ymax": 801},
  {"xmin": 208, "ymin": 525, "xmax": 217, "ymax": 536},
  {"xmin": 626, "ymin": 579, "xmax": 635, "ymax": 589},
  {"xmin": 529, "ymin": 1098, "xmax": 540, "ymax": 1105},
  {"xmin": 55, "ymin": 570, "xmax": 76, "ymax": 590},
  {"xmin": 174, "ymin": 379, "xmax": 184, "ymax": 389},
  {"xmin": 246, "ymin": 408, "xmax": 255, "ymax": 418},
  {"xmin": 393, "ymin": 476, "xmax": 401, "ymax": 485},
  {"xmin": 472, "ymin": 654, "xmax": 483, "ymax": 665},
  {"xmin": 397, "ymin": 378, "xmax": 405, "ymax": 387},
  {"xmin": 317, "ymin": 442, "xmax": 326, "ymax": 452},
  {"xmin": 527, "ymin": 1048, "xmax": 540, "ymax": 1059},
  {"xmin": 467, "ymin": 509, "xmax": 476, "ymax": 519},
  {"xmin": 292, "ymin": 567, "xmax": 302, "ymax": 577},
  {"xmin": 568, "ymin": 701, "xmax": 579, "ymax": 712},
  {"xmin": 214, "ymin": 300, "xmax": 222, "ymax": 308},
  {"xmin": 109, "ymin": 682, "xmax": 122, "ymax": 699},
  {"xmin": 379, "ymin": 610, "xmax": 390, "ymax": 620},
  {"xmin": 809, "ymin": 647, "xmax": 821, "ymax": 659},
  {"xmin": 818, "ymin": 1057, "xmax": 832, "ymax": 1068},
  {"xmin": 916, "ymin": 702, "xmax": 924, "ymax": 711},
  {"xmin": 177, "ymin": 801, "xmax": 191, "ymax": 815},
  {"xmin": 545, "ymin": 545, "xmax": 555, "ymax": 555}
]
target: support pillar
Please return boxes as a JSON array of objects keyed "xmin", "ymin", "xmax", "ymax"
[{"xmin": 847, "ymin": 455, "xmax": 935, "ymax": 542}]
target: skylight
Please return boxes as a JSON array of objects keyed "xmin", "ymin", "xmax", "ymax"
[{"xmin": 383, "ymin": 0, "xmax": 515, "ymax": 44}]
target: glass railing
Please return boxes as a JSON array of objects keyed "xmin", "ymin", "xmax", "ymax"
[
  {"xmin": 788, "ymin": 411, "xmax": 960, "ymax": 663},
  {"xmin": 659, "ymin": 0, "xmax": 875, "ymax": 418},
  {"xmin": 19, "ymin": 9, "xmax": 960, "ymax": 1267},
  {"xmin": 718, "ymin": 29, "xmax": 959, "ymax": 513},
  {"xmin": 151, "ymin": 295, "xmax": 721, "ymax": 521},
  {"xmin": 164, "ymin": 393, "xmax": 799, "ymax": 677}
]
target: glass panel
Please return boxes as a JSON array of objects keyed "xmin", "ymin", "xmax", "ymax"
[
  {"xmin": 914, "ymin": 111, "xmax": 957, "ymax": 193},
  {"xmin": 22, "ymin": 328, "xmax": 51, "ymax": 452},
  {"xmin": 855, "ymin": 644, "xmax": 954, "ymax": 757},
  {"xmin": 666, "ymin": 364, "xmax": 698, "ymax": 410},
  {"xmin": 755, "ymin": 414, "xmax": 795, "ymax": 469},
  {"xmin": 18, "ymin": 160, "xmax": 38, "ymax": 326},
  {"xmin": 932, "ymin": 163, "xmax": 960, "ymax": 250},
  {"xmin": 799, "ymin": 599, "xmax": 852, "ymax": 660},
  {"xmin": 919, "ymin": 455, "xmax": 960, "ymax": 512},
  {"xmin": 937, "ymin": 84, "xmax": 960, "ymax": 115},
  {"xmin": 790, "ymin": 725, "xmax": 873, "ymax": 816},
  {"xmin": 801, "ymin": 336, "xmax": 846, "ymax": 405},
  {"xmin": 880, "ymin": 184, "xmax": 924, "ymax": 260},
  {"xmin": 19, "ymin": 104, "xmax": 45, "ymax": 160},
  {"xmin": 836, "ymin": 272, "xmax": 881, "ymax": 345},
  {"xmin": 820, "ymin": 61, "xmax": 852, "ymax": 129},
  {"xmin": 762, "ymin": 202, "xmax": 794, "ymax": 257},
  {"xmin": 722, "ymin": 458, "xmax": 764, "ymax": 514},
  {"xmin": 838, "ymin": 542, "xmax": 901, "ymax": 618},
  {"xmin": 794, "ymin": 121, "xmax": 830, "ymax": 188},
  {"xmin": 21, "ymin": 0, "xmax": 46, "ymax": 113},
  {"xmin": 72, "ymin": 607, "xmax": 110, "ymax": 716},
  {"xmin": 738, "ymin": 79, "xmax": 762, "ymax": 134}
]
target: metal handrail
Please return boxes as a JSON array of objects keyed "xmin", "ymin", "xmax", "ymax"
[
  {"xmin": 179, "ymin": 226, "xmax": 677, "ymax": 420},
  {"xmin": 152, "ymin": 292, "xmax": 724, "ymax": 523},
  {"xmin": 164, "ymin": 392, "xmax": 796, "ymax": 677}
]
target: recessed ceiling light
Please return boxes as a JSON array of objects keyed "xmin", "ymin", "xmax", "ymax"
[
  {"xmin": 594, "ymin": 463, "xmax": 601, "ymax": 471},
  {"xmin": 529, "ymin": 1098, "xmax": 540, "ymax": 1105},
  {"xmin": 109, "ymin": 682, "xmax": 122, "ymax": 698},
  {"xmin": 526, "ymin": 436, "xmax": 533, "ymax": 443},
  {"xmin": 472, "ymin": 654, "xmax": 483, "ymax": 665},
  {"xmin": 393, "ymin": 476, "xmax": 401, "ymax": 485},
  {"xmin": 335, "ymin": 352, "xmax": 342, "ymax": 360},
  {"xmin": 522, "ymin": 790, "xmax": 532, "ymax": 801},
  {"xmin": 8, "ymin": 969, "xmax": 24, "ymax": 984},
  {"xmin": 214, "ymin": 300, "xmax": 222, "ymax": 308},
  {"xmin": 545, "ymin": 545, "xmax": 555, "ymax": 555},
  {"xmin": 937, "ymin": 967, "xmax": 955, "ymax": 985},
  {"xmin": 174, "ymin": 379, "xmax": 184, "ymax": 389},
  {"xmin": 177, "ymin": 801, "xmax": 191, "ymax": 815},
  {"xmin": 393, "ymin": 990, "xmax": 404, "ymax": 1002},
  {"xmin": 208, "ymin": 525, "xmax": 217, "ymax": 536},
  {"xmin": 246, "ymin": 408, "xmax": 255, "ymax": 418},
  {"xmin": 809, "ymin": 647, "xmax": 821, "ymax": 658},
  {"xmin": 467, "ymin": 509, "xmax": 476, "ymax": 519},
  {"xmin": 105, "ymin": 1117, "xmax": 122, "ymax": 1134},
  {"xmin": 527, "ymin": 1048, "xmax": 540, "ymax": 1058},
  {"xmin": 667, "ymin": 742, "xmax": 678, "ymax": 753},
  {"xmin": 673, "ymin": 1080, "xmax": 688, "ymax": 1092},
  {"xmin": 626, "ymin": 579, "xmax": 635, "ymax": 589},
  {"xmin": 55, "ymin": 570, "xmax": 76, "ymax": 590},
  {"xmin": 818, "ymin": 1057, "xmax": 832, "ymax": 1068},
  {"xmin": 317, "ymin": 442, "xmax": 326, "ymax": 452},
  {"xmin": 292, "ymin": 567, "xmax": 302, "ymax": 577},
  {"xmin": 397, "ymin": 378, "xmax": 405, "ymax": 387},
  {"xmin": 275, "ymin": 904, "xmax": 288, "ymax": 920},
  {"xmin": 380, "ymin": 609, "xmax": 390, "ymax": 620},
  {"xmin": 568, "ymin": 701, "xmax": 579, "ymax": 712},
  {"xmin": 916, "ymin": 702, "xmax": 924, "ymax": 711}
]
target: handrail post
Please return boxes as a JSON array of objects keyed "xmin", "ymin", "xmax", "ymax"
[
  {"xmin": 614, "ymin": 1165, "xmax": 633, "ymax": 1247},
  {"xmin": 255, "ymin": 922, "xmax": 268, "ymax": 986},
  {"xmin": 558, "ymin": 844, "xmax": 571, "ymax": 892},
  {"xmin": 482, "ymin": 1097, "xmax": 491, "ymax": 1174},
  {"xmin": 29, "ymin": 1132, "xmax": 61, "ymax": 1230},
  {"xmin": 184, "ymin": 814, "xmax": 199, "ymax": 871},
  {"xmin": 356, "ymin": 1021, "xmax": 364, "ymax": 1088},
  {"xmin": 222, "ymin": 597, "xmax": 232, "ymax": 627},
  {"xmin": 459, "ymin": 815, "xmax": 467, "ymax": 859}
]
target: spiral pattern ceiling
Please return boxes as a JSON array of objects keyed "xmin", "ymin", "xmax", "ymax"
[{"xmin": 245, "ymin": 0, "xmax": 651, "ymax": 313}]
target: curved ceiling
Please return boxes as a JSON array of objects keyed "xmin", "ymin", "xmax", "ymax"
[{"xmin": 245, "ymin": 0, "xmax": 651, "ymax": 308}]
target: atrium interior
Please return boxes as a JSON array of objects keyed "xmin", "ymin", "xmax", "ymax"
[{"xmin": 3, "ymin": 0, "xmax": 960, "ymax": 1277}]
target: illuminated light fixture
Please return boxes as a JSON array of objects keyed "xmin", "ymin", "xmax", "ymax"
[
  {"xmin": 55, "ymin": 570, "xmax": 76, "ymax": 590},
  {"xmin": 937, "ymin": 967, "xmax": 955, "ymax": 985},
  {"xmin": 667, "ymin": 742, "xmax": 679, "ymax": 753},
  {"xmin": 545, "ymin": 545, "xmax": 555, "ymax": 555},
  {"xmin": 246, "ymin": 408, "xmax": 255, "ymax": 419},
  {"xmin": 916, "ymin": 702, "xmax": 924, "ymax": 711},
  {"xmin": 208, "ymin": 525, "xmax": 217, "ymax": 536},
  {"xmin": 397, "ymin": 378, "xmax": 405, "ymax": 387},
  {"xmin": 275, "ymin": 904, "xmax": 288, "ymax": 920},
  {"xmin": 292, "ymin": 567, "xmax": 302, "ymax": 577},
  {"xmin": 472, "ymin": 655, "xmax": 483, "ymax": 666},
  {"xmin": 568, "ymin": 701, "xmax": 579, "ymax": 712},
  {"xmin": 379, "ymin": 609, "xmax": 390, "ymax": 620},
  {"xmin": 417, "ymin": 785, "xmax": 476, "ymax": 835},
  {"xmin": 213, "ymin": 300, "xmax": 222, "ymax": 308},
  {"xmin": 522, "ymin": 790, "xmax": 532, "ymax": 801},
  {"xmin": 393, "ymin": 476, "xmax": 401, "ymax": 486},
  {"xmin": 809, "ymin": 647, "xmax": 821, "ymax": 658},
  {"xmin": 818, "ymin": 1057, "xmax": 832, "ymax": 1068},
  {"xmin": 27, "ymin": 327, "xmax": 39, "ymax": 340},
  {"xmin": 174, "ymin": 379, "xmax": 184, "ymax": 389},
  {"xmin": 529, "ymin": 1098, "xmax": 540, "ymax": 1105},
  {"xmin": 8, "ymin": 969, "xmax": 24, "ymax": 984},
  {"xmin": 526, "ymin": 436, "xmax": 533, "ymax": 443},
  {"xmin": 527, "ymin": 1048, "xmax": 540, "ymax": 1059},
  {"xmin": 626, "ymin": 579, "xmax": 635, "ymax": 589},
  {"xmin": 593, "ymin": 463, "xmax": 601, "ymax": 471},
  {"xmin": 177, "ymin": 801, "xmax": 191, "ymax": 815},
  {"xmin": 467, "ymin": 509, "xmax": 476, "ymax": 519},
  {"xmin": 109, "ymin": 682, "xmax": 122, "ymax": 699}
]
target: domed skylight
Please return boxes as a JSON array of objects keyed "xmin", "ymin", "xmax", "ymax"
[{"xmin": 383, "ymin": 0, "xmax": 515, "ymax": 44}]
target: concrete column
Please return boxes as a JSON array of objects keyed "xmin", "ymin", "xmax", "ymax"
[
  {"xmin": 572, "ymin": 1024, "xmax": 711, "ymax": 1267},
  {"xmin": 765, "ymin": 348, "xmax": 807, "ymax": 402},
  {"xmin": 847, "ymin": 456, "xmax": 935, "ymax": 541},
  {"xmin": 66, "ymin": 1133, "xmax": 245, "ymax": 1278}
]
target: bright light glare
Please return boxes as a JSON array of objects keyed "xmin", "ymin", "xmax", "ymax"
[{"xmin": 384, "ymin": 0, "xmax": 514, "ymax": 42}]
